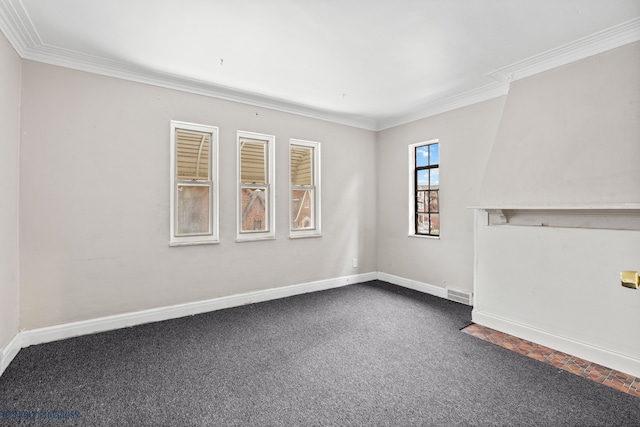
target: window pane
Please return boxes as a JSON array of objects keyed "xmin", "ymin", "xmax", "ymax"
[
  {"xmin": 292, "ymin": 189, "xmax": 314, "ymax": 229},
  {"xmin": 430, "ymin": 213, "xmax": 440, "ymax": 236},
  {"xmin": 429, "ymin": 168, "xmax": 439, "ymax": 189},
  {"xmin": 417, "ymin": 170, "xmax": 429, "ymax": 188},
  {"xmin": 417, "ymin": 213, "xmax": 430, "ymax": 234},
  {"xmin": 429, "ymin": 191, "xmax": 439, "ymax": 213},
  {"xmin": 429, "ymin": 143, "xmax": 439, "ymax": 165},
  {"xmin": 240, "ymin": 140, "xmax": 266, "ymax": 184},
  {"xmin": 177, "ymin": 185, "xmax": 210, "ymax": 235},
  {"xmin": 291, "ymin": 146, "xmax": 313, "ymax": 186},
  {"xmin": 176, "ymin": 130, "xmax": 210, "ymax": 181},
  {"xmin": 417, "ymin": 190, "xmax": 427, "ymax": 213},
  {"xmin": 416, "ymin": 146, "xmax": 429, "ymax": 167},
  {"xmin": 241, "ymin": 187, "xmax": 267, "ymax": 232}
]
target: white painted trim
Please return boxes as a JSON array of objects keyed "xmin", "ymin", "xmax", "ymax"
[
  {"xmin": 19, "ymin": 272, "xmax": 378, "ymax": 349},
  {"xmin": 378, "ymin": 16, "xmax": 639, "ymax": 130},
  {"xmin": 472, "ymin": 209, "xmax": 485, "ymax": 312},
  {"xmin": 0, "ymin": 334, "xmax": 21, "ymax": 377},
  {"xmin": 1, "ymin": 1, "xmax": 637, "ymax": 132},
  {"xmin": 408, "ymin": 234, "xmax": 440, "ymax": 240},
  {"xmin": 0, "ymin": 0, "xmax": 37, "ymax": 54},
  {"xmin": 487, "ymin": 17, "xmax": 640, "ymax": 84},
  {"xmin": 472, "ymin": 309, "xmax": 640, "ymax": 379},
  {"xmin": 469, "ymin": 204, "xmax": 640, "ymax": 211},
  {"xmin": 0, "ymin": 0, "xmax": 378, "ymax": 131},
  {"xmin": 378, "ymin": 82, "xmax": 509, "ymax": 130},
  {"xmin": 377, "ymin": 272, "xmax": 448, "ymax": 299},
  {"xmin": 6, "ymin": 270, "xmax": 637, "ymax": 383}
]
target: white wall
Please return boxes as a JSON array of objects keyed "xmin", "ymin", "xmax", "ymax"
[
  {"xmin": 19, "ymin": 61, "xmax": 377, "ymax": 330},
  {"xmin": 474, "ymin": 42, "xmax": 640, "ymax": 377},
  {"xmin": 376, "ymin": 97, "xmax": 505, "ymax": 295},
  {"xmin": 0, "ymin": 31, "xmax": 21, "ymax": 356},
  {"xmin": 481, "ymin": 42, "xmax": 640, "ymax": 206},
  {"xmin": 475, "ymin": 218, "xmax": 640, "ymax": 377}
]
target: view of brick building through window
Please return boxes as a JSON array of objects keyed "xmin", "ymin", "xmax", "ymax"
[
  {"xmin": 241, "ymin": 188, "xmax": 266, "ymax": 231},
  {"xmin": 416, "ymin": 185, "xmax": 439, "ymax": 234},
  {"xmin": 291, "ymin": 189, "xmax": 313, "ymax": 229}
]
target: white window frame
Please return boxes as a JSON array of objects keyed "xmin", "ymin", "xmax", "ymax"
[
  {"xmin": 169, "ymin": 120, "xmax": 219, "ymax": 246},
  {"xmin": 237, "ymin": 130, "xmax": 276, "ymax": 242},
  {"xmin": 408, "ymin": 139, "xmax": 440, "ymax": 239},
  {"xmin": 289, "ymin": 139, "xmax": 321, "ymax": 238}
]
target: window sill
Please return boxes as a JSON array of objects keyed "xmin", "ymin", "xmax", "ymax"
[
  {"xmin": 169, "ymin": 240, "xmax": 220, "ymax": 247},
  {"xmin": 289, "ymin": 233, "xmax": 322, "ymax": 239},
  {"xmin": 235, "ymin": 235, "xmax": 276, "ymax": 243},
  {"xmin": 408, "ymin": 234, "xmax": 440, "ymax": 240}
]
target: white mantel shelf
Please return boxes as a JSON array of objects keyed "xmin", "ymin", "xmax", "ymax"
[
  {"xmin": 469, "ymin": 205, "xmax": 640, "ymax": 231},
  {"xmin": 469, "ymin": 204, "xmax": 640, "ymax": 210}
]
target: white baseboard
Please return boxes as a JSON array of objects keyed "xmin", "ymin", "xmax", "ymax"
[
  {"xmin": 472, "ymin": 309, "xmax": 640, "ymax": 379},
  {"xmin": 19, "ymin": 272, "xmax": 378, "ymax": 349},
  {"xmin": 377, "ymin": 272, "xmax": 448, "ymax": 299},
  {"xmin": 0, "ymin": 334, "xmax": 21, "ymax": 378},
  {"xmin": 7, "ymin": 274, "xmax": 636, "ymax": 382},
  {"xmin": 0, "ymin": 271, "xmax": 449, "ymax": 378}
]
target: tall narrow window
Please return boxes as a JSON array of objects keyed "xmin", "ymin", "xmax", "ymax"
[
  {"xmin": 409, "ymin": 140, "xmax": 440, "ymax": 237},
  {"xmin": 290, "ymin": 139, "xmax": 321, "ymax": 238},
  {"xmin": 237, "ymin": 131, "xmax": 275, "ymax": 241},
  {"xmin": 170, "ymin": 121, "xmax": 219, "ymax": 246}
]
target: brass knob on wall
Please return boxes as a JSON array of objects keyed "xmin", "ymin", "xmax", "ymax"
[{"xmin": 621, "ymin": 271, "xmax": 639, "ymax": 290}]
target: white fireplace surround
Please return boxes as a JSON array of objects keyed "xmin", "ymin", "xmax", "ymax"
[{"xmin": 472, "ymin": 206, "xmax": 640, "ymax": 378}]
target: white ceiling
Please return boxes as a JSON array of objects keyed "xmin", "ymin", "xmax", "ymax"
[{"xmin": 1, "ymin": 0, "xmax": 639, "ymax": 130}]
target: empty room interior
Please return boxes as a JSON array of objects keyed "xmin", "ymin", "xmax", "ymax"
[{"xmin": 1, "ymin": 1, "xmax": 640, "ymax": 425}]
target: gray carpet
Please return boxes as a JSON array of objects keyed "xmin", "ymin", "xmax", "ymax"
[{"xmin": 0, "ymin": 281, "xmax": 638, "ymax": 426}]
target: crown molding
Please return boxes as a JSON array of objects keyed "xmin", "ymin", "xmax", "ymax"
[
  {"xmin": 380, "ymin": 17, "xmax": 640, "ymax": 131},
  {"xmin": 1, "ymin": 0, "xmax": 638, "ymax": 132},
  {"xmin": 487, "ymin": 17, "xmax": 640, "ymax": 83},
  {"xmin": 0, "ymin": 0, "xmax": 35, "ymax": 54},
  {"xmin": 0, "ymin": 0, "xmax": 379, "ymax": 131},
  {"xmin": 24, "ymin": 43, "xmax": 380, "ymax": 130},
  {"xmin": 376, "ymin": 82, "xmax": 510, "ymax": 131}
]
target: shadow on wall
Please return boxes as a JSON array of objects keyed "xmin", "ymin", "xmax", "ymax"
[{"xmin": 326, "ymin": 174, "xmax": 363, "ymax": 276}]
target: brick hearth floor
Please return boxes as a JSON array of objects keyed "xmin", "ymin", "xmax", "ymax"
[{"xmin": 461, "ymin": 323, "xmax": 639, "ymax": 397}]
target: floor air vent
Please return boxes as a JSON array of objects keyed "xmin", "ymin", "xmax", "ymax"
[{"xmin": 447, "ymin": 289, "xmax": 472, "ymax": 306}]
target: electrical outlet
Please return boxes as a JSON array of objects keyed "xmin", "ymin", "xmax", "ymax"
[{"xmin": 352, "ymin": 258, "xmax": 358, "ymax": 268}]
